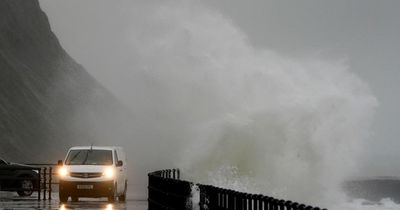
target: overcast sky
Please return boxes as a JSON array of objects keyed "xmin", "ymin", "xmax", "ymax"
[{"xmin": 40, "ymin": 0, "xmax": 400, "ymax": 176}]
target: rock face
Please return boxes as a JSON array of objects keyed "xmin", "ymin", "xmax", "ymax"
[{"xmin": 0, "ymin": 0, "xmax": 130, "ymax": 162}]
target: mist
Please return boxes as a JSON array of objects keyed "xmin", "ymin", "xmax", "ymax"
[{"xmin": 40, "ymin": 0, "xmax": 379, "ymax": 208}]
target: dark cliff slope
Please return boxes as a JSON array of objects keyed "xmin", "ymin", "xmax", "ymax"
[{"xmin": 0, "ymin": 0, "xmax": 132, "ymax": 162}]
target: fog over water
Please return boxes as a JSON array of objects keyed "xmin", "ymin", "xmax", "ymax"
[{"xmin": 40, "ymin": 1, "xmax": 398, "ymax": 209}]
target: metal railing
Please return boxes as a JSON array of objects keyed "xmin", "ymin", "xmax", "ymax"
[
  {"xmin": 25, "ymin": 163, "xmax": 59, "ymax": 200},
  {"xmin": 148, "ymin": 169, "xmax": 193, "ymax": 210},
  {"xmin": 0, "ymin": 163, "xmax": 58, "ymax": 201},
  {"xmin": 198, "ymin": 185, "xmax": 326, "ymax": 210},
  {"xmin": 148, "ymin": 169, "xmax": 327, "ymax": 210}
]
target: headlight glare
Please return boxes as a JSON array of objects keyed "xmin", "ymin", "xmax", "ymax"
[
  {"xmin": 59, "ymin": 167, "xmax": 68, "ymax": 177},
  {"xmin": 103, "ymin": 167, "xmax": 114, "ymax": 178}
]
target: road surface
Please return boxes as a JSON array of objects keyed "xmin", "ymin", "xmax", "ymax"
[{"xmin": 0, "ymin": 192, "xmax": 147, "ymax": 210}]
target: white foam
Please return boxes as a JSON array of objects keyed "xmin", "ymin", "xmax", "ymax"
[
  {"xmin": 122, "ymin": 2, "xmax": 378, "ymax": 207},
  {"xmin": 42, "ymin": 1, "xmax": 379, "ymax": 207}
]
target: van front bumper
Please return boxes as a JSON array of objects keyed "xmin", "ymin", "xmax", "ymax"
[{"xmin": 59, "ymin": 180, "xmax": 114, "ymax": 197}]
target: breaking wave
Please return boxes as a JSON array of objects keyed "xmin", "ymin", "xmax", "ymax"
[{"xmin": 43, "ymin": 1, "xmax": 392, "ymax": 209}]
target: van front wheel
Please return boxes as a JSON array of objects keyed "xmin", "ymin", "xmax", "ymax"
[
  {"xmin": 71, "ymin": 196, "xmax": 79, "ymax": 202},
  {"xmin": 108, "ymin": 183, "xmax": 117, "ymax": 202},
  {"xmin": 59, "ymin": 189, "xmax": 68, "ymax": 202},
  {"xmin": 118, "ymin": 181, "xmax": 127, "ymax": 202}
]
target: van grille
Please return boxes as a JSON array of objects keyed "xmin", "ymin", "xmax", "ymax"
[{"xmin": 70, "ymin": 172, "xmax": 103, "ymax": 178}]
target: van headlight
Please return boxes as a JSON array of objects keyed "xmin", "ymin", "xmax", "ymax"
[
  {"xmin": 59, "ymin": 167, "xmax": 69, "ymax": 177},
  {"xmin": 103, "ymin": 167, "xmax": 114, "ymax": 178},
  {"xmin": 60, "ymin": 204, "xmax": 67, "ymax": 210}
]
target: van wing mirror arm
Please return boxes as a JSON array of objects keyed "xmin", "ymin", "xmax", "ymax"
[
  {"xmin": 57, "ymin": 160, "xmax": 63, "ymax": 166},
  {"xmin": 117, "ymin": 160, "xmax": 123, "ymax": 167}
]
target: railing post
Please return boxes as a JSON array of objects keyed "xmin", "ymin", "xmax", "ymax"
[
  {"xmin": 225, "ymin": 190, "xmax": 228, "ymax": 209},
  {"xmin": 255, "ymin": 195, "xmax": 263, "ymax": 210},
  {"xmin": 249, "ymin": 194, "xmax": 254, "ymax": 210},
  {"xmin": 299, "ymin": 204, "xmax": 306, "ymax": 210},
  {"xmin": 235, "ymin": 192, "xmax": 242, "ymax": 210},
  {"xmin": 271, "ymin": 198, "xmax": 278, "ymax": 210},
  {"xmin": 49, "ymin": 167, "xmax": 52, "ymax": 200},
  {"xmin": 278, "ymin": 200, "xmax": 285, "ymax": 210},
  {"xmin": 37, "ymin": 168, "xmax": 41, "ymax": 201},
  {"xmin": 218, "ymin": 189, "xmax": 222, "ymax": 208},
  {"xmin": 219, "ymin": 189, "xmax": 223, "ymax": 208},
  {"xmin": 227, "ymin": 190, "xmax": 235, "ymax": 210},
  {"xmin": 244, "ymin": 193, "xmax": 251, "ymax": 210},
  {"xmin": 254, "ymin": 195, "xmax": 258, "ymax": 210},
  {"xmin": 241, "ymin": 193, "xmax": 246, "ymax": 210},
  {"xmin": 223, "ymin": 189, "xmax": 228, "ymax": 209},
  {"xmin": 291, "ymin": 202, "xmax": 299, "ymax": 210},
  {"xmin": 211, "ymin": 186, "xmax": 218, "ymax": 210},
  {"xmin": 43, "ymin": 167, "xmax": 47, "ymax": 200},
  {"xmin": 262, "ymin": 196, "xmax": 270, "ymax": 210},
  {"xmin": 224, "ymin": 189, "xmax": 229, "ymax": 209},
  {"xmin": 250, "ymin": 194, "xmax": 257, "ymax": 210},
  {"xmin": 284, "ymin": 201, "xmax": 292, "ymax": 210}
]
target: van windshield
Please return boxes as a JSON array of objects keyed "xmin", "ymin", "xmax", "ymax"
[{"xmin": 65, "ymin": 150, "xmax": 113, "ymax": 165}]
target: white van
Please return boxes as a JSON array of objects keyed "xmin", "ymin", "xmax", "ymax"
[{"xmin": 57, "ymin": 146, "xmax": 127, "ymax": 202}]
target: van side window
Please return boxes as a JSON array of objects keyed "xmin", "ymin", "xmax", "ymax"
[{"xmin": 114, "ymin": 150, "xmax": 119, "ymax": 165}]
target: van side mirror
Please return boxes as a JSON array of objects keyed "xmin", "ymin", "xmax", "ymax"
[
  {"xmin": 117, "ymin": 160, "xmax": 123, "ymax": 167},
  {"xmin": 57, "ymin": 160, "xmax": 63, "ymax": 166}
]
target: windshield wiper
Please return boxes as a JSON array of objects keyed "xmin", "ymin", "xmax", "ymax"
[
  {"xmin": 68, "ymin": 151, "xmax": 82, "ymax": 164},
  {"xmin": 82, "ymin": 150, "xmax": 90, "ymax": 165}
]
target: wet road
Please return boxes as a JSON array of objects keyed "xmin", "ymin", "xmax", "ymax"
[{"xmin": 0, "ymin": 192, "xmax": 147, "ymax": 210}]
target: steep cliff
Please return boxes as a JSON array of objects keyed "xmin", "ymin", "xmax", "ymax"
[{"xmin": 0, "ymin": 0, "xmax": 131, "ymax": 162}]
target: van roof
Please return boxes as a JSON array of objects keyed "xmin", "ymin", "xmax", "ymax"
[{"xmin": 69, "ymin": 146, "xmax": 123, "ymax": 151}]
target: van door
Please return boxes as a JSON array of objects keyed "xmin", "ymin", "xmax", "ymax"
[
  {"xmin": 118, "ymin": 148, "xmax": 127, "ymax": 183},
  {"xmin": 114, "ymin": 150, "xmax": 124, "ymax": 194}
]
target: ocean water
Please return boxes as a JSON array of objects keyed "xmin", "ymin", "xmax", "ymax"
[{"xmin": 335, "ymin": 198, "xmax": 400, "ymax": 210}]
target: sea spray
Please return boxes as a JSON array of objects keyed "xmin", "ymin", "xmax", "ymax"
[
  {"xmin": 127, "ymin": 2, "xmax": 379, "ymax": 207},
  {"xmin": 128, "ymin": 2, "xmax": 377, "ymax": 207},
  {"xmin": 42, "ymin": 0, "xmax": 380, "ymax": 208},
  {"xmin": 190, "ymin": 184, "xmax": 200, "ymax": 210}
]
